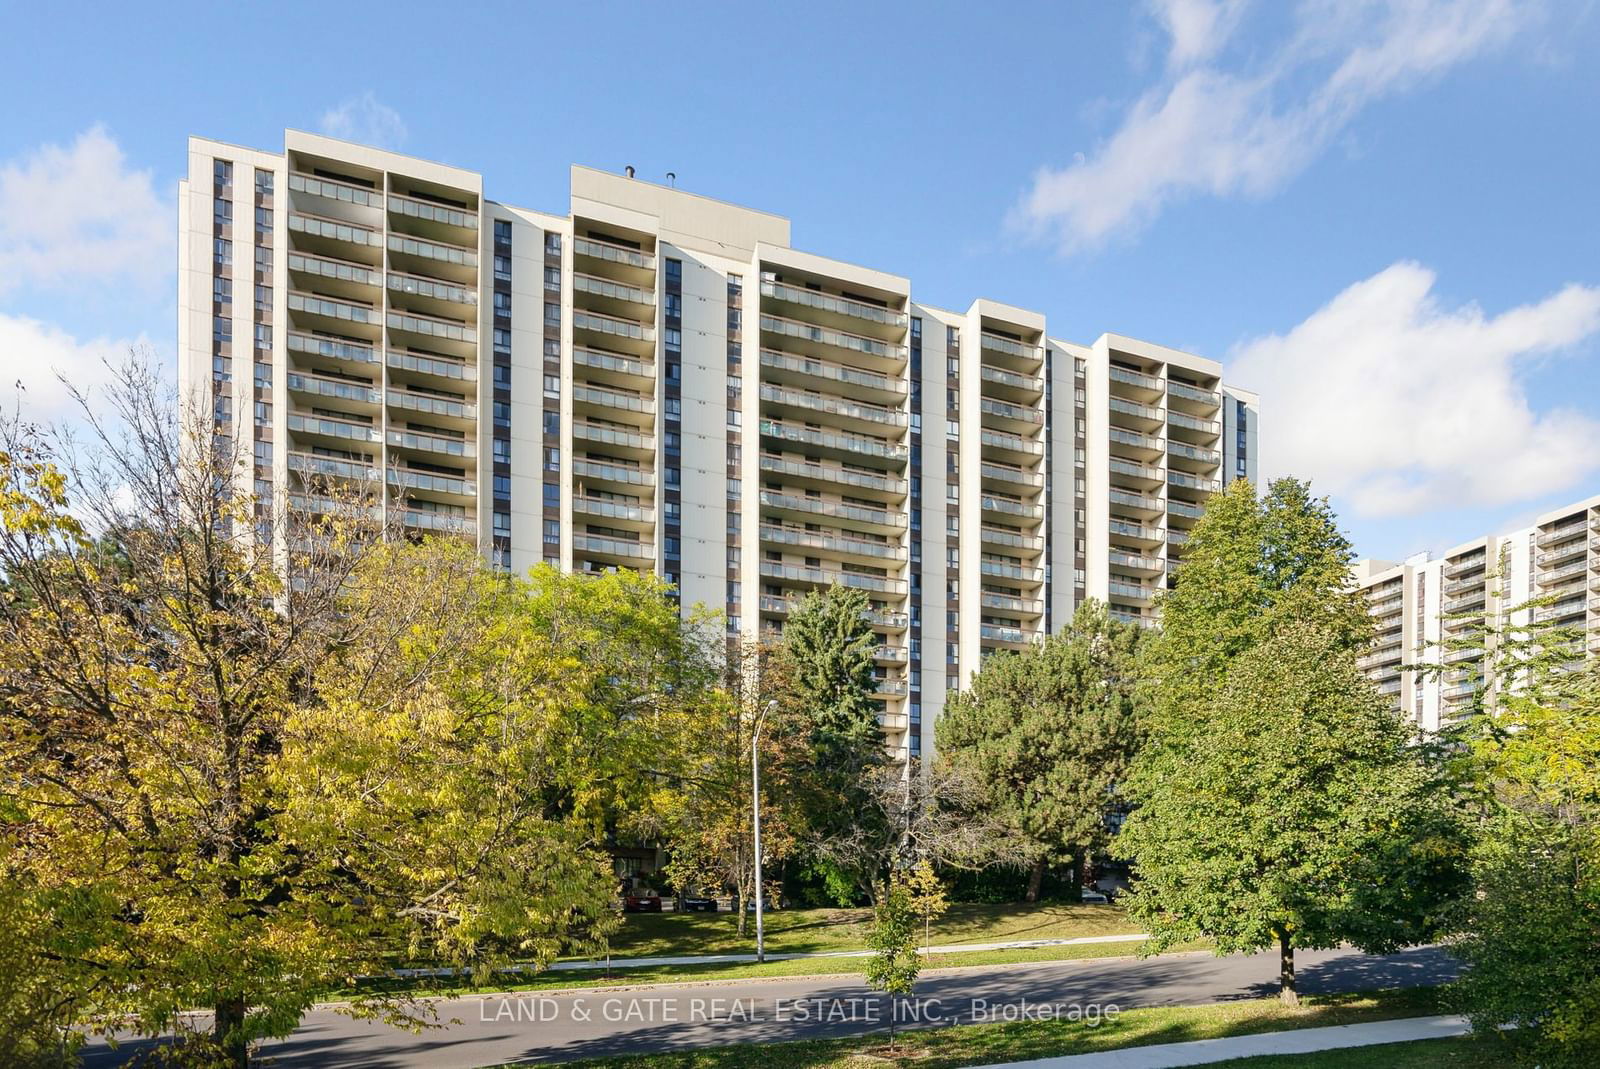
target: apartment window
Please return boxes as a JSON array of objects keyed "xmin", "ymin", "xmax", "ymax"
[
  {"xmin": 543, "ymin": 410, "xmax": 559, "ymax": 435},
  {"xmin": 544, "ymin": 302, "xmax": 560, "ymax": 325},
  {"xmin": 252, "ymin": 323, "xmax": 272, "ymax": 350},
  {"xmin": 664, "ymin": 294, "xmax": 681, "ymax": 319},
  {"xmin": 544, "ymin": 447, "xmax": 560, "ymax": 472},
  {"xmin": 493, "ymin": 327, "xmax": 512, "ymax": 353},
  {"xmin": 543, "ymin": 483, "xmax": 560, "ymax": 509},
  {"xmin": 213, "ymin": 159, "xmax": 233, "ymax": 185},
  {"xmin": 254, "ymin": 245, "xmax": 272, "ymax": 271},
  {"xmin": 544, "ymin": 519, "xmax": 560, "ymax": 545},
  {"xmin": 214, "ymin": 238, "xmax": 232, "ymax": 265},
  {"xmin": 253, "ymin": 401, "xmax": 271, "ymax": 426},
  {"xmin": 493, "ymin": 292, "xmax": 512, "ymax": 316},
  {"xmin": 494, "ymin": 255, "xmax": 512, "ymax": 281},
  {"xmin": 665, "ymin": 467, "xmax": 680, "ymax": 488},
  {"xmin": 254, "ymin": 170, "xmax": 273, "ymax": 195},
  {"xmin": 493, "ymin": 438, "xmax": 511, "ymax": 464},
  {"xmin": 543, "ymin": 338, "xmax": 560, "ymax": 359},
  {"xmin": 254, "ymin": 206, "xmax": 272, "ymax": 232},
  {"xmin": 727, "ymin": 308, "xmax": 741, "ymax": 330},
  {"xmin": 664, "ymin": 327, "xmax": 681, "ymax": 348},
  {"xmin": 212, "ymin": 316, "xmax": 232, "ymax": 342},
  {"xmin": 494, "ymin": 400, "xmax": 511, "ymax": 428},
  {"xmin": 664, "ymin": 258, "xmax": 682, "ymax": 284},
  {"xmin": 213, "ymin": 277, "xmax": 232, "ymax": 303},
  {"xmin": 253, "ymin": 440, "xmax": 272, "ymax": 465},
  {"xmin": 493, "ymin": 512, "xmax": 511, "ymax": 537},
  {"xmin": 545, "ymin": 232, "xmax": 562, "ymax": 254},
  {"xmin": 543, "ymin": 265, "xmax": 561, "ymax": 290},
  {"xmin": 666, "ymin": 501, "xmax": 682, "ymax": 522},
  {"xmin": 253, "ymin": 362, "xmax": 271, "ymax": 389},
  {"xmin": 493, "ymin": 474, "xmax": 511, "ymax": 498},
  {"xmin": 213, "ymin": 199, "xmax": 233, "ymax": 225},
  {"xmin": 727, "ymin": 274, "xmax": 743, "ymax": 300},
  {"xmin": 665, "ymin": 397, "xmax": 681, "ymax": 418},
  {"xmin": 494, "ymin": 364, "xmax": 511, "ymax": 389},
  {"xmin": 543, "ymin": 374, "xmax": 560, "ymax": 398},
  {"xmin": 665, "ymin": 536, "xmax": 681, "ymax": 556},
  {"xmin": 493, "ymin": 219, "xmax": 512, "ymax": 244}
]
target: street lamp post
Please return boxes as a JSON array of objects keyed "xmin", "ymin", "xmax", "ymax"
[{"xmin": 752, "ymin": 698, "xmax": 777, "ymax": 964}]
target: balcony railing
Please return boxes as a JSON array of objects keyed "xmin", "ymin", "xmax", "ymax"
[
  {"xmin": 1110, "ymin": 519, "xmax": 1163, "ymax": 542},
  {"xmin": 980, "ymin": 462, "xmax": 1044, "ymax": 489},
  {"xmin": 1167, "ymin": 440, "xmax": 1220, "ymax": 465},
  {"xmin": 980, "ymin": 429, "xmax": 1044, "ymax": 457},
  {"xmin": 980, "ymin": 526, "xmax": 1044, "ymax": 552},
  {"xmin": 760, "ymin": 383, "xmax": 907, "ymax": 427},
  {"xmin": 387, "ymin": 389, "xmax": 475, "ymax": 421},
  {"xmin": 980, "ymin": 623, "xmax": 1031, "ymax": 645},
  {"xmin": 288, "ymin": 172, "xmax": 382, "ymax": 209},
  {"xmin": 572, "ymin": 422, "xmax": 653, "ymax": 452},
  {"xmin": 288, "ymin": 291, "xmax": 379, "ymax": 326},
  {"xmin": 286, "ymin": 411, "xmax": 379, "ymax": 443},
  {"xmin": 760, "ymin": 349, "xmax": 905, "ymax": 396},
  {"xmin": 1109, "ymin": 580, "xmax": 1155, "ymax": 602},
  {"xmin": 389, "ymin": 467, "xmax": 475, "ymax": 498},
  {"xmin": 285, "ymin": 371, "xmax": 379, "ymax": 405},
  {"xmin": 1110, "ymin": 365, "xmax": 1163, "ymax": 392},
  {"xmin": 1168, "ymin": 411, "xmax": 1221, "ymax": 435},
  {"xmin": 1109, "ymin": 551, "xmax": 1164, "ymax": 572},
  {"xmin": 1110, "ymin": 458, "xmax": 1165, "ymax": 482},
  {"xmin": 572, "ymin": 272, "xmax": 656, "ymax": 307},
  {"xmin": 1110, "ymin": 428, "xmax": 1166, "ymax": 453},
  {"xmin": 573, "ymin": 534, "xmax": 654, "ymax": 561},
  {"xmin": 386, "ymin": 310, "xmax": 476, "ymax": 344},
  {"xmin": 1167, "ymin": 499, "xmax": 1206, "ymax": 520},
  {"xmin": 760, "ymin": 279, "xmax": 906, "ymax": 329},
  {"xmin": 1539, "ymin": 559, "xmax": 1590, "ymax": 586},
  {"xmin": 759, "ymin": 453, "xmax": 907, "ymax": 496},
  {"xmin": 979, "ymin": 558, "xmax": 1043, "ymax": 584},
  {"xmin": 387, "ymin": 271, "xmax": 478, "ymax": 307},
  {"xmin": 1534, "ymin": 599, "xmax": 1587, "ymax": 622},
  {"xmin": 981, "ymin": 495, "xmax": 1044, "ymax": 521},
  {"xmin": 573, "ymin": 235, "xmax": 655, "ymax": 271},
  {"xmin": 288, "ymin": 212, "xmax": 381, "ymax": 248},
  {"xmin": 288, "ymin": 331, "xmax": 379, "ymax": 365},
  {"xmin": 401, "ymin": 509, "xmax": 475, "ymax": 536},
  {"xmin": 574, "ymin": 347, "xmax": 653, "ymax": 380},
  {"xmin": 979, "ymin": 397, "xmax": 1044, "ymax": 425},
  {"xmin": 980, "ymin": 365, "xmax": 1044, "ymax": 394},
  {"xmin": 387, "ymin": 349, "xmax": 475, "ymax": 381},
  {"xmin": 573, "ymin": 458, "xmax": 652, "ymax": 487},
  {"xmin": 979, "ymin": 332, "xmax": 1043, "ymax": 362},
  {"xmin": 1168, "ymin": 471, "xmax": 1221, "ymax": 493},
  {"xmin": 574, "ymin": 384, "xmax": 653, "ymax": 414},
  {"xmin": 1110, "ymin": 397, "xmax": 1165, "ymax": 423},
  {"xmin": 760, "ymin": 420, "xmax": 908, "ymax": 463},
  {"xmin": 386, "ymin": 233, "xmax": 478, "ymax": 270},
  {"xmin": 759, "ymin": 561, "xmax": 907, "ymax": 595},
  {"xmin": 287, "ymin": 252, "xmax": 382, "ymax": 288},
  {"xmin": 980, "ymin": 591, "xmax": 1044, "ymax": 615},
  {"xmin": 758, "ymin": 490, "xmax": 905, "ymax": 529},
  {"xmin": 1536, "ymin": 519, "xmax": 1588, "ymax": 547},
  {"xmin": 573, "ymin": 497, "xmax": 654, "ymax": 524},
  {"xmin": 760, "ymin": 523, "xmax": 902, "ymax": 561},
  {"xmin": 1536, "ymin": 540, "xmax": 1588, "ymax": 566},
  {"xmin": 760, "ymin": 314, "xmax": 906, "ymax": 361},
  {"xmin": 286, "ymin": 451, "xmax": 376, "ymax": 482},
  {"xmin": 1168, "ymin": 380, "xmax": 1222, "ymax": 407},
  {"xmin": 388, "ymin": 192, "xmax": 478, "ymax": 232},
  {"xmin": 387, "ymin": 428, "xmax": 475, "ymax": 459},
  {"xmin": 1110, "ymin": 489, "xmax": 1164, "ymax": 512}
]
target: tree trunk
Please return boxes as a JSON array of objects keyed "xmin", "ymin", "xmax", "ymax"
[
  {"xmin": 1024, "ymin": 857, "xmax": 1045, "ymax": 903},
  {"xmin": 215, "ymin": 995, "xmax": 248, "ymax": 1068},
  {"xmin": 1278, "ymin": 930, "xmax": 1299, "ymax": 1007},
  {"xmin": 1069, "ymin": 852, "xmax": 1084, "ymax": 902}
]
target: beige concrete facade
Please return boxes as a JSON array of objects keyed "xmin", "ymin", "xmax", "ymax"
[{"xmin": 178, "ymin": 131, "xmax": 1261, "ymax": 762}]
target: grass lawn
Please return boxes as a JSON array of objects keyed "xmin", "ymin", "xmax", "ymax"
[
  {"xmin": 476, "ymin": 987, "xmax": 1447, "ymax": 1068},
  {"xmin": 597, "ymin": 902, "xmax": 1140, "ymax": 960},
  {"xmin": 335, "ymin": 936, "xmax": 1206, "ymax": 1001},
  {"xmin": 1207, "ymin": 1033, "xmax": 1525, "ymax": 1066}
]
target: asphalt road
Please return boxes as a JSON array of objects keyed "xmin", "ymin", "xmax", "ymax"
[{"xmin": 83, "ymin": 945, "xmax": 1457, "ymax": 1068}]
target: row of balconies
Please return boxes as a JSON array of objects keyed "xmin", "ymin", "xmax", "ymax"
[
  {"xmin": 1536, "ymin": 516, "xmax": 1592, "ymax": 548},
  {"xmin": 759, "ymin": 278, "xmax": 908, "ymax": 333},
  {"xmin": 760, "ymin": 313, "xmax": 907, "ymax": 364},
  {"xmin": 759, "ymin": 453, "xmax": 908, "ymax": 498},
  {"xmin": 759, "ymin": 419, "xmax": 908, "ymax": 466},
  {"xmin": 757, "ymin": 595, "xmax": 909, "ymax": 631}
]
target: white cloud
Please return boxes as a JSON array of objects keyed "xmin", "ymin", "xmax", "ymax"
[
  {"xmin": 0, "ymin": 125, "xmax": 171, "ymax": 294},
  {"xmin": 1015, "ymin": 0, "xmax": 1532, "ymax": 253},
  {"xmin": 319, "ymin": 92, "xmax": 408, "ymax": 149},
  {"xmin": 0, "ymin": 312, "xmax": 140, "ymax": 423},
  {"xmin": 1229, "ymin": 262, "xmax": 1600, "ymax": 517}
]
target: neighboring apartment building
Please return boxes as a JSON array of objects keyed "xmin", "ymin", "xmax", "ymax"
[
  {"xmin": 177, "ymin": 130, "xmax": 1260, "ymax": 762},
  {"xmin": 1353, "ymin": 492, "xmax": 1600, "ymax": 734}
]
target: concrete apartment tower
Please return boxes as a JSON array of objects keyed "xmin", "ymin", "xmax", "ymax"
[{"xmin": 178, "ymin": 131, "xmax": 1261, "ymax": 762}]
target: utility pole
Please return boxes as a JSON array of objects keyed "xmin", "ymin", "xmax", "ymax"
[{"xmin": 752, "ymin": 698, "xmax": 777, "ymax": 963}]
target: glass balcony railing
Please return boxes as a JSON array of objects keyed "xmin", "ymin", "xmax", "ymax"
[
  {"xmin": 573, "ymin": 459, "xmax": 653, "ymax": 487},
  {"xmin": 574, "ymin": 347, "xmax": 653, "ymax": 380},
  {"xmin": 979, "ymin": 559, "xmax": 1044, "ymax": 584},
  {"xmin": 1109, "ymin": 551, "xmax": 1164, "ymax": 572},
  {"xmin": 1110, "ymin": 365, "xmax": 1163, "ymax": 392},
  {"xmin": 389, "ymin": 468, "xmax": 475, "ymax": 498},
  {"xmin": 288, "ymin": 331, "xmax": 379, "ymax": 365},
  {"xmin": 1110, "ymin": 489, "xmax": 1164, "ymax": 512},
  {"xmin": 759, "ymin": 314, "xmax": 906, "ymax": 361},
  {"xmin": 572, "ymin": 422, "xmax": 653, "ymax": 452},
  {"xmin": 1168, "ymin": 471, "xmax": 1222, "ymax": 493},
  {"xmin": 760, "ymin": 279, "xmax": 907, "ymax": 329},
  {"xmin": 760, "ymin": 523, "xmax": 902, "ymax": 561},
  {"xmin": 573, "ymin": 235, "xmax": 655, "ymax": 271},
  {"xmin": 979, "ymin": 332, "xmax": 1043, "ymax": 362},
  {"xmin": 759, "ymin": 561, "xmax": 907, "ymax": 595},
  {"xmin": 287, "ymin": 252, "xmax": 381, "ymax": 288},
  {"xmin": 387, "ymin": 389, "xmax": 475, "ymax": 421},
  {"xmin": 573, "ymin": 534, "xmax": 654, "ymax": 561},
  {"xmin": 758, "ymin": 490, "xmax": 905, "ymax": 529},
  {"xmin": 401, "ymin": 508, "xmax": 475, "ymax": 536},
  {"xmin": 1167, "ymin": 499, "xmax": 1206, "ymax": 520},
  {"xmin": 1537, "ymin": 520, "xmax": 1588, "ymax": 547},
  {"xmin": 1539, "ymin": 559, "xmax": 1590, "ymax": 586},
  {"xmin": 288, "ymin": 172, "xmax": 383, "ymax": 209},
  {"xmin": 574, "ymin": 384, "xmax": 653, "ymax": 414},
  {"xmin": 573, "ymin": 497, "xmax": 653, "ymax": 524},
  {"xmin": 760, "ymin": 383, "xmax": 906, "ymax": 427},
  {"xmin": 388, "ymin": 192, "xmax": 478, "ymax": 232},
  {"xmin": 286, "ymin": 411, "xmax": 380, "ymax": 443},
  {"xmin": 286, "ymin": 451, "xmax": 376, "ymax": 482},
  {"xmin": 1168, "ymin": 380, "xmax": 1222, "ymax": 407},
  {"xmin": 1110, "ymin": 428, "xmax": 1166, "ymax": 453},
  {"xmin": 288, "ymin": 291, "xmax": 379, "ymax": 326},
  {"xmin": 387, "ymin": 349, "xmax": 475, "ymax": 381},
  {"xmin": 1110, "ymin": 458, "xmax": 1165, "ymax": 482},
  {"xmin": 980, "ymin": 591, "xmax": 1044, "ymax": 615},
  {"xmin": 1168, "ymin": 410, "xmax": 1221, "ymax": 435},
  {"xmin": 980, "ymin": 526, "xmax": 1044, "ymax": 552},
  {"xmin": 574, "ymin": 310, "xmax": 654, "ymax": 343},
  {"xmin": 981, "ymin": 429, "xmax": 1045, "ymax": 457},
  {"xmin": 1110, "ymin": 519, "xmax": 1163, "ymax": 542},
  {"xmin": 387, "ymin": 233, "xmax": 478, "ymax": 270},
  {"xmin": 387, "ymin": 310, "xmax": 476, "ymax": 344},
  {"xmin": 285, "ymin": 371, "xmax": 379, "ymax": 405},
  {"xmin": 288, "ymin": 212, "xmax": 381, "ymax": 248},
  {"xmin": 573, "ymin": 271, "xmax": 656, "ymax": 307},
  {"xmin": 980, "ymin": 462, "xmax": 1044, "ymax": 489},
  {"xmin": 1108, "ymin": 580, "xmax": 1154, "ymax": 602},
  {"xmin": 980, "ymin": 365, "xmax": 1044, "ymax": 393},
  {"xmin": 759, "ymin": 454, "xmax": 907, "ymax": 496},
  {"xmin": 1110, "ymin": 397, "xmax": 1165, "ymax": 423},
  {"xmin": 980, "ymin": 623, "xmax": 1031, "ymax": 645},
  {"xmin": 760, "ymin": 349, "xmax": 905, "ymax": 396},
  {"xmin": 387, "ymin": 428, "xmax": 475, "ymax": 459},
  {"xmin": 760, "ymin": 419, "xmax": 908, "ymax": 462},
  {"xmin": 387, "ymin": 272, "xmax": 478, "ymax": 307},
  {"xmin": 979, "ymin": 397, "xmax": 1044, "ymax": 425}
]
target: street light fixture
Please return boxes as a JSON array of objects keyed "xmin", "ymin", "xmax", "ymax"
[{"xmin": 752, "ymin": 698, "xmax": 777, "ymax": 963}]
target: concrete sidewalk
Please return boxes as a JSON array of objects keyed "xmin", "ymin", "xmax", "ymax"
[
  {"xmin": 387, "ymin": 932, "xmax": 1150, "ymax": 978},
  {"xmin": 970, "ymin": 1014, "xmax": 1471, "ymax": 1068}
]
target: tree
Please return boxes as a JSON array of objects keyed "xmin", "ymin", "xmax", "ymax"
[
  {"xmin": 864, "ymin": 874, "xmax": 921, "ymax": 1051},
  {"xmin": 1119, "ymin": 622, "xmax": 1469, "ymax": 1004},
  {"xmin": 938, "ymin": 600, "xmax": 1145, "ymax": 901},
  {"xmin": 0, "ymin": 359, "xmax": 695, "ymax": 1065},
  {"xmin": 905, "ymin": 859, "xmax": 949, "ymax": 951},
  {"xmin": 1440, "ymin": 598, "xmax": 1600, "ymax": 1063}
]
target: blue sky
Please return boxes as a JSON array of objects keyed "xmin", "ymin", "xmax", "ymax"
[{"xmin": 2, "ymin": 0, "xmax": 1598, "ymax": 563}]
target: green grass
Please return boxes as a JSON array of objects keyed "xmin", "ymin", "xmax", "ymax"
[
  {"xmin": 476, "ymin": 987, "xmax": 1447, "ymax": 1068},
  {"xmin": 599, "ymin": 902, "xmax": 1139, "ymax": 959},
  {"xmin": 1207, "ymin": 1033, "xmax": 1524, "ymax": 1067},
  {"xmin": 333, "ymin": 936, "xmax": 1205, "ymax": 1001}
]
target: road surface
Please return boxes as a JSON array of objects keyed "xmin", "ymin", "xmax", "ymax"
[{"xmin": 83, "ymin": 944, "xmax": 1456, "ymax": 1068}]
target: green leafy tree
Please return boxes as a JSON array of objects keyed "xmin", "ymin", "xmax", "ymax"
[
  {"xmin": 865, "ymin": 874, "xmax": 922, "ymax": 1050},
  {"xmin": 938, "ymin": 599, "xmax": 1145, "ymax": 901},
  {"xmin": 905, "ymin": 859, "xmax": 949, "ymax": 951},
  {"xmin": 1120, "ymin": 622, "xmax": 1469, "ymax": 1004}
]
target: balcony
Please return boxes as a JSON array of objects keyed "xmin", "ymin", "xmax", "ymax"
[
  {"xmin": 288, "ymin": 291, "xmax": 380, "ymax": 336},
  {"xmin": 760, "ymin": 348, "xmax": 907, "ymax": 404},
  {"xmin": 1168, "ymin": 410, "xmax": 1222, "ymax": 439},
  {"xmin": 286, "ymin": 411, "xmax": 380, "ymax": 445},
  {"xmin": 387, "ymin": 388, "xmax": 475, "ymax": 424},
  {"xmin": 1109, "ymin": 365, "xmax": 1164, "ymax": 397},
  {"xmin": 573, "ymin": 534, "xmax": 655, "ymax": 567},
  {"xmin": 572, "ymin": 421, "xmax": 655, "ymax": 458},
  {"xmin": 573, "ymin": 235, "xmax": 656, "ymax": 280},
  {"xmin": 287, "ymin": 211, "xmax": 382, "ymax": 261},
  {"xmin": 1442, "ymin": 575, "xmax": 1484, "ymax": 596},
  {"xmin": 386, "ymin": 309, "xmax": 477, "ymax": 350},
  {"xmin": 760, "ymin": 523, "xmax": 903, "ymax": 563},
  {"xmin": 1110, "ymin": 489, "xmax": 1164, "ymax": 517},
  {"xmin": 875, "ymin": 645, "xmax": 911, "ymax": 665},
  {"xmin": 981, "ymin": 429, "xmax": 1045, "ymax": 461},
  {"xmin": 286, "ymin": 450, "xmax": 376, "ymax": 483},
  {"xmin": 387, "ymin": 427, "xmax": 475, "ymax": 460},
  {"xmin": 1110, "ymin": 519, "xmax": 1164, "ymax": 546},
  {"xmin": 981, "ymin": 494, "xmax": 1045, "ymax": 522},
  {"xmin": 1167, "ymin": 440, "xmax": 1221, "ymax": 470},
  {"xmin": 759, "ymin": 278, "xmax": 907, "ymax": 333},
  {"xmin": 979, "ymin": 332, "xmax": 1044, "ymax": 370},
  {"xmin": 1539, "ymin": 559, "xmax": 1590, "ymax": 588},
  {"xmin": 1442, "ymin": 591, "xmax": 1488, "ymax": 614},
  {"xmin": 1533, "ymin": 598, "xmax": 1587, "ymax": 623},
  {"xmin": 980, "ymin": 623, "xmax": 1032, "ymax": 646},
  {"xmin": 760, "ymin": 383, "xmax": 907, "ymax": 432},
  {"xmin": 287, "ymin": 252, "xmax": 382, "ymax": 297},
  {"xmin": 572, "ymin": 271, "xmax": 657, "ymax": 315},
  {"xmin": 1109, "ymin": 458, "xmax": 1165, "ymax": 487},
  {"xmin": 573, "ymin": 496, "xmax": 654, "ymax": 527},
  {"xmin": 980, "ymin": 526, "xmax": 1044, "ymax": 552},
  {"xmin": 573, "ymin": 347, "xmax": 655, "ymax": 389},
  {"xmin": 1167, "ymin": 380, "xmax": 1222, "ymax": 410},
  {"xmin": 980, "ymin": 591, "xmax": 1044, "ymax": 617},
  {"xmin": 1108, "ymin": 580, "xmax": 1154, "ymax": 603},
  {"xmin": 878, "ymin": 710, "xmax": 910, "ymax": 732},
  {"xmin": 1109, "ymin": 428, "xmax": 1166, "ymax": 460},
  {"xmin": 574, "ymin": 309, "xmax": 654, "ymax": 352},
  {"xmin": 1168, "ymin": 470, "xmax": 1221, "ymax": 497},
  {"xmin": 1536, "ymin": 519, "xmax": 1589, "ymax": 547},
  {"xmin": 758, "ymin": 453, "xmax": 908, "ymax": 497},
  {"xmin": 288, "ymin": 330, "xmax": 380, "ymax": 369},
  {"xmin": 287, "ymin": 172, "xmax": 383, "ymax": 212},
  {"xmin": 978, "ymin": 396, "xmax": 1044, "ymax": 431},
  {"xmin": 381, "ymin": 466, "xmax": 473, "ymax": 505},
  {"xmin": 1444, "ymin": 553, "xmax": 1488, "ymax": 580},
  {"xmin": 759, "ymin": 314, "xmax": 906, "ymax": 364},
  {"xmin": 875, "ymin": 678, "xmax": 909, "ymax": 698},
  {"xmin": 980, "ymin": 364, "xmax": 1044, "ymax": 400},
  {"xmin": 758, "ymin": 490, "xmax": 906, "ymax": 533},
  {"xmin": 386, "ymin": 349, "xmax": 475, "ymax": 386},
  {"xmin": 1369, "ymin": 594, "xmax": 1404, "ymax": 615},
  {"xmin": 1109, "ymin": 550, "xmax": 1164, "ymax": 574},
  {"xmin": 387, "ymin": 271, "xmax": 478, "ymax": 314},
  {"xmin": 760, "ymin": 420, "xmax": 908, "ymax": 466},
  {"xmin": 759, "ymin": 561, "xmax": 908, "ymax": 596},
  {"xmin": 573, "ymin": 458, "xmax": 653, "ymax": 490},
  {"xmin": 387, "ymin": 192, "xmax": 478, "ymax": 240},
  {"xmin": 386, "ymin": 233, "xmax": 478, "ymax": 282},
  {"xmin": 1536, "ymin": 539, "xmax": 1588, "ymax": 567},
  {"xmin": 573, "ymin": 384, "xmax": 655, "ymax": 425},
  {"xmin": 979, "ymin": 558, "xmax": 1043, "ymax": 585},
  {"xmin": 1109, "ymin": 397, "xmax": 1165, "ymax": 430},
  {"xmin": 980, "ymin": 461, "xmax": 1044, "ymax": 491},
  {"xmin": 1167, "ymin": 529, "xmax": 1190, "ymax": 547},
  {"xmin": 400, "ymin": 508, "xmax": 476, "ymax": 537},
  {"xmin": 1167, "ymin": 499, "xmax": 1206, "ymax": 521},
  {"xmin": 285, "ymin": 370, "xmax": 379, "ymax": 407}
]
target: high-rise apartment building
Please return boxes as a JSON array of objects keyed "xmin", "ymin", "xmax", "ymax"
[
  {"xmin": 1354, "ymin": 492, "xmax": 1600, "ymax": 733},
  {"xmin": 178, "ymin": 131, "xmax": 1261, "ymax": 761}
]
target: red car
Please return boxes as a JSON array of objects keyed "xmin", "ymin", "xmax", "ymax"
[{"xmin": 623, "ymin": 892, "xmax": 662, "ymax": 913}]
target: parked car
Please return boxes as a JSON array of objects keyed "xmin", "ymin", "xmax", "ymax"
[
  {"xmin": 1079, "ymin": 888, "xmax": 1111, "ymax": 905},
  {"xmin": 623, "ymin": 892, "xmax": 663, "ymax": 913},
  {"xmin": 680, "ymin": 894, "xmax": 718, "ymax": 912}
]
